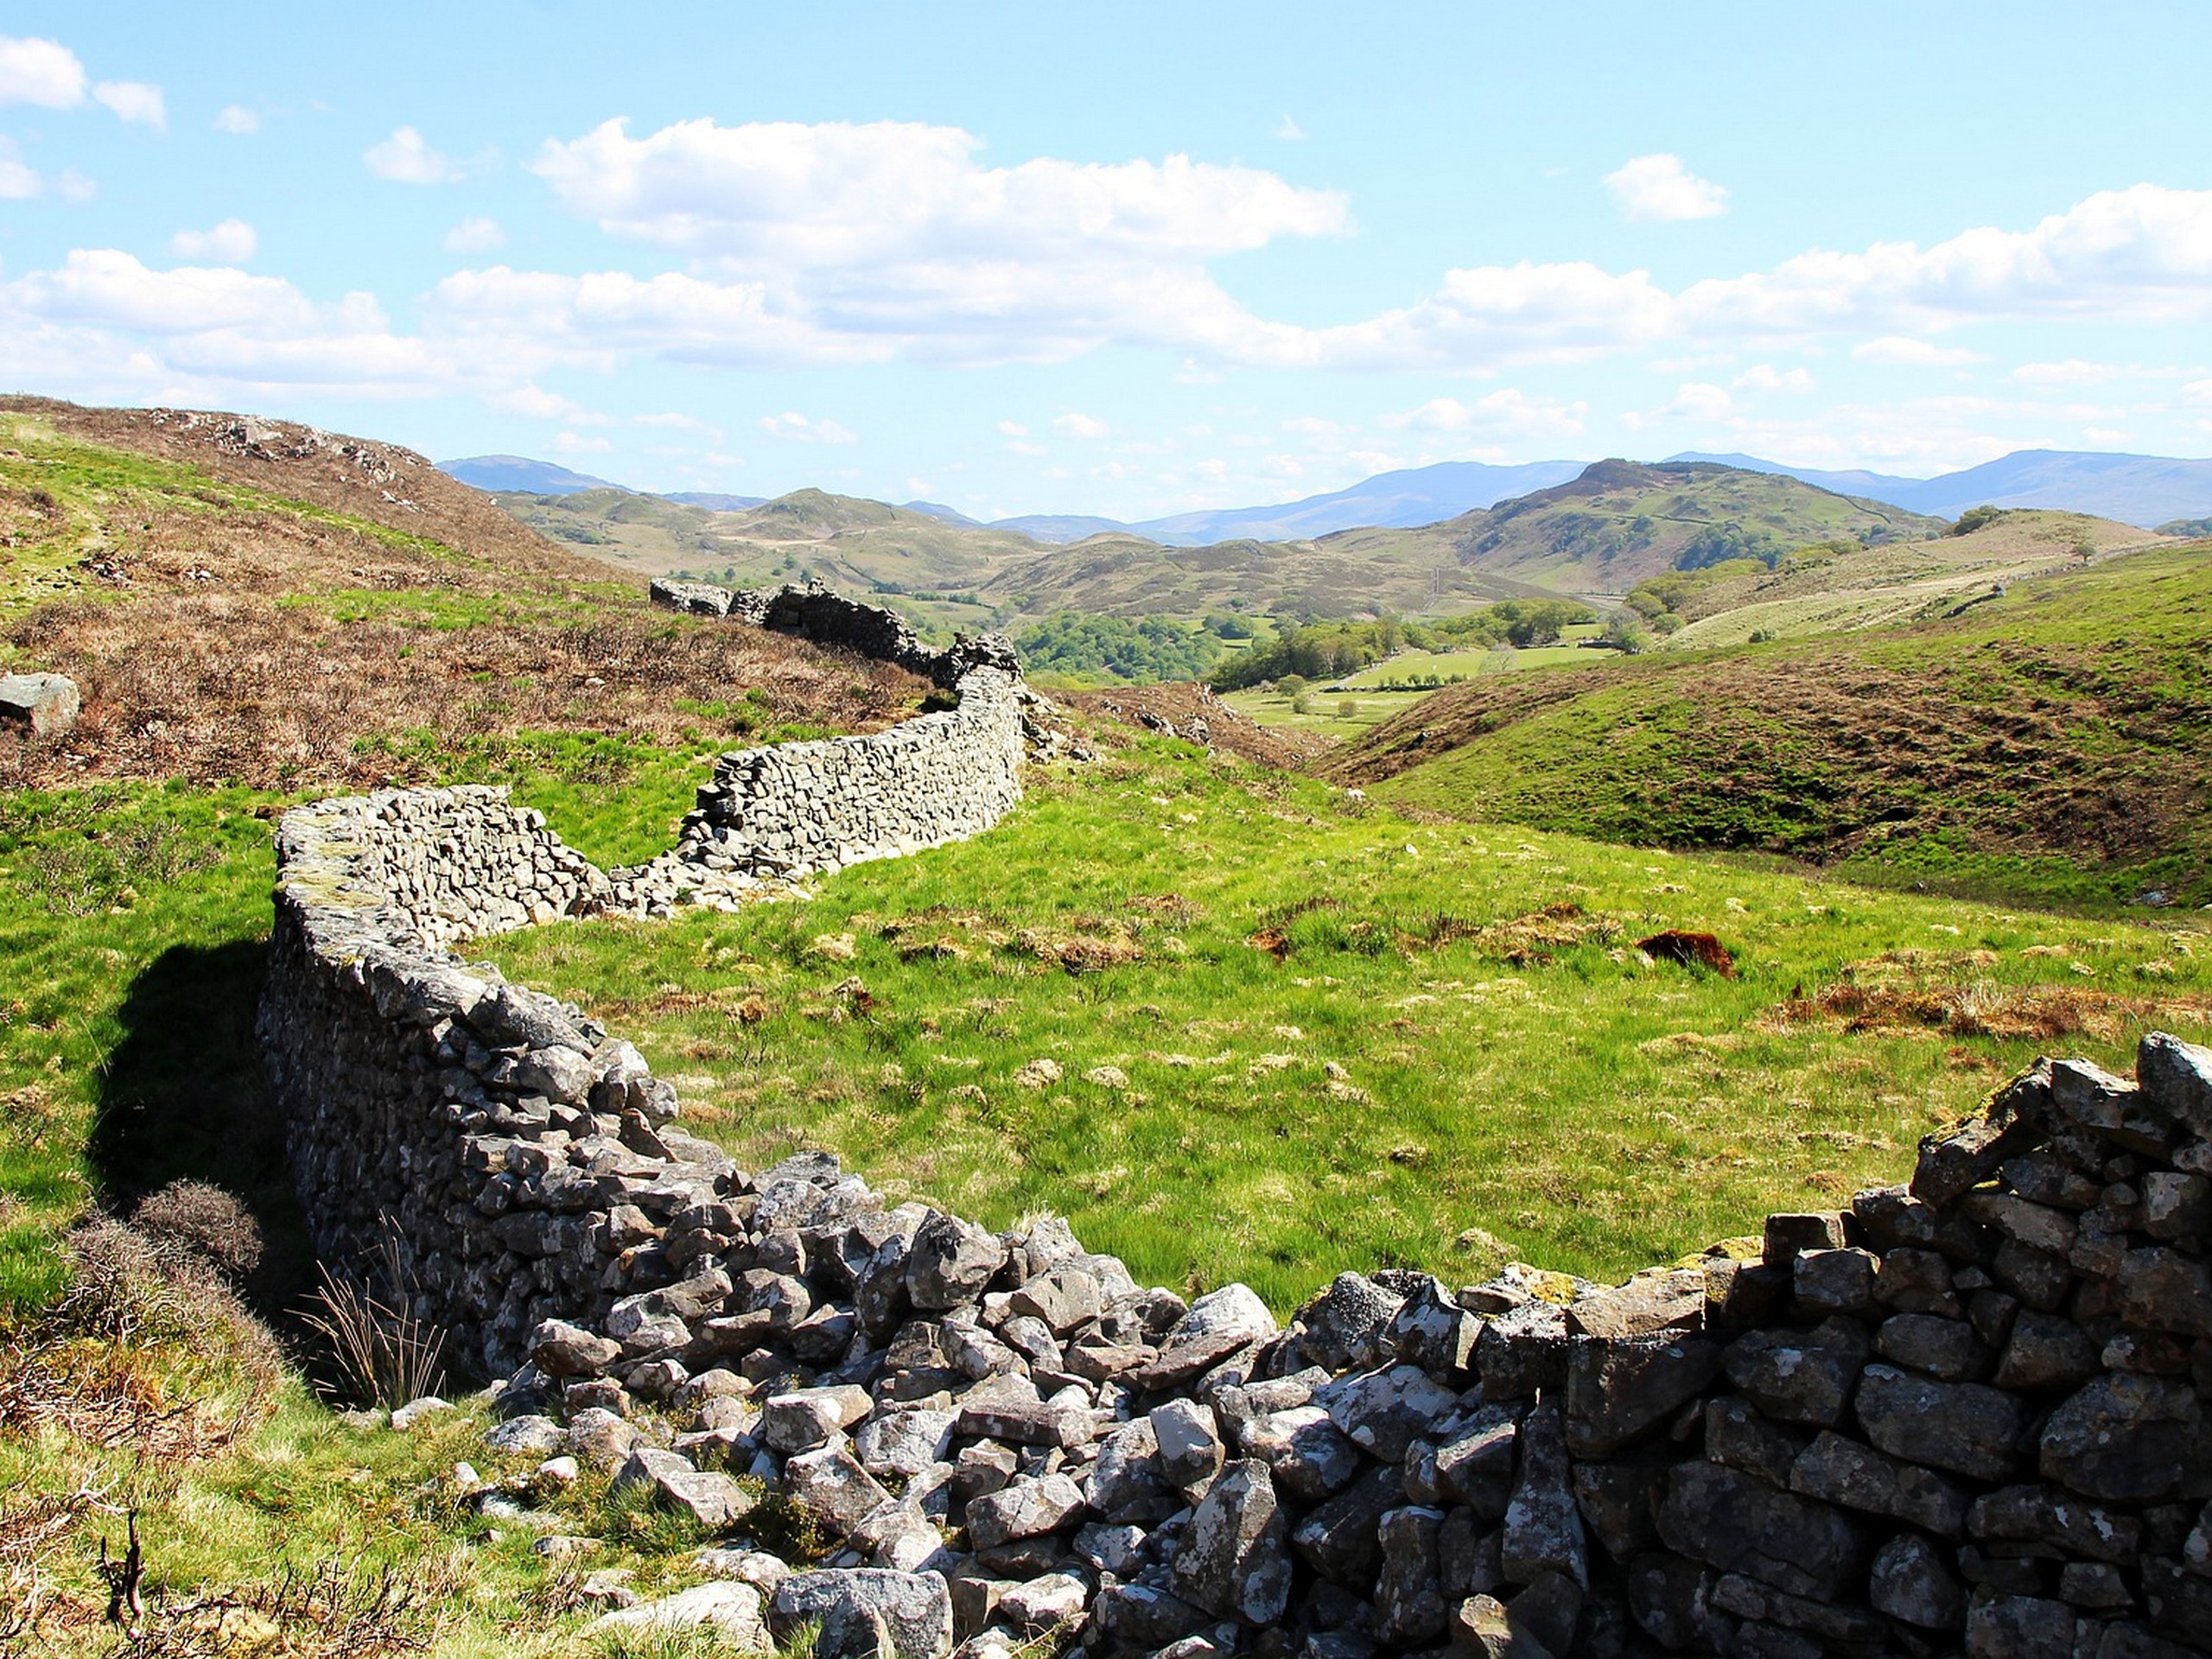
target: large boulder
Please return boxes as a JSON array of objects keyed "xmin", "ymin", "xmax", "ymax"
[
  {"xmin": 769, "ymin": 1569, "xmax": 955, "ymax": 1659},
  {"xmin": 1173, "ymin": 1459, "xmax": 1294, "ymax": 1626},
  {"xmin": 0, "ymin": 672, "xmax": 78, "ymax": 737}
]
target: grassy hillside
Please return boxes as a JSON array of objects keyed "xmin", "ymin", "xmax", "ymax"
[
  {"xmin": 1650, "ymin": 508, "xmax": 2169, "ymax": 650},
  {"xmin": 0, "ymin": 404, "xmax": 927, "ymax": 808},
  {"xmin": 5, "ymin": 401, "xmax": 2210, "ymax": 1656},
  {"xmin": 1446, "ymin": 457, "xmax": 1945, "ymax": 594},
  {"xmin": 974, "ymin": 529, "xmax": 1548, "ymax": 622},
  {"xmin": 1330, "ymin": 540, "xmax": 2212, "ymax": 910},
  {"xmin": 500, "ymin": 483, "xmax": 1551, "ymax": 631}
]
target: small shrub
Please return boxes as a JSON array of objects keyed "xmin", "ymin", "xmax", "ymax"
[{"xmin": 130, "ymin": 1180, "xmax": 264, "ymax": 1283}]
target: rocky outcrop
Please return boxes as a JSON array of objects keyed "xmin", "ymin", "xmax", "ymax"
[{"xmin": 261, "ymin": 587, "xmax": 2212, "ymax": 1659}]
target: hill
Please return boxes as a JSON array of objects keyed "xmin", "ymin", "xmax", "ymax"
[
  {"xmin": 988, "ymin": 512, "xmax": 1140, "ymax": 544},
  {"xmin": 0, "ymin": 398, "xmax": 927, "ymax": 817},
  {"xmin": 1672, "ymin": 447, "xmax": 2212, "ymax": 528},
  {"xmin": 472, "ymin": 456, "xmax": 1946, "ymax": 632},
  {"xmin": 1637, "ymin": 506, "xmax": 2171, "ymax": 650},
  {"xmin": 7, "ymin": 399, "xmax": 2212, "ymax": 1654},
  {"xmin": 483, "ymin": 482, "xmax": 1548, "ymax": 628},
  {"xmin": 437, "ymin": 453, "xmax": 622, "ymax": 494},
  {"xmin": 1325, "ymin": 537, "xmax": 2212, "ymax": 909},
  {"xmin": 1128, "ymin": 458, "xmax": 1586, "ymax": 544},
  {"xmin": 1444, "ymin": 457, "xmax": 1944, "ymax": 593}
]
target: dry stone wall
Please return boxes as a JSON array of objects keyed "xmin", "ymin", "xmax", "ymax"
[{"xmin": 259, "ymin": 588, "xmax": 2212, "ymax": 1659}]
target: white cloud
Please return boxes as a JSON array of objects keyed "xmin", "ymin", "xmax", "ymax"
[
  {"xmin": 996, "ymin": 420, "xmax": 1029, "ymax": 437},
  {"xmin": 1274, "ymin": 114, "xmax": 1304, "ymax": 141},
  {"xmin": 2180, "ymin": 379, "xmax": 2212, "ymax": 408},
  {"xmin": 213, "ymin": 104, "xmax": 260, "ymax": 136},
  {"xmin": 1624, "ymin": 382, "xmax": 1736, "ymax": 429},
  {"xmin": 1053, "ymin": 412, "xmax": 1109, "ymax": 439},
  {"xmin": 1605, "ymin": 153, "xmax": 1729, "ymax": 222},
  {"xmin": 1854, "ymin": 335, "xmax": 1980, "ymax": 366},
  {"xmin": 759, "ymin": 410, "xmax": 857, "ymax": 443},
  {"xmin": 93, "ymin": 79, "xmax": 164, "ymax": 130},
  {"xmin": 444, "ymin": 215, "xmax": 507, "ymax": 252},
  {"xmin": 169, "ymin": 219, "xmax": 257, "ymax": 263},
  {"xmin": 365, "ymin": 125, "xmax": 460, "ymax": 184},
  {"xmin": 488, "ymin": 383, "xmax": 586, "ymax": 420},
  {"xmin": 550, "ymin": 430, "xmax": 612, "ymax": 454},
  {"xmin": 1681, "ymin": 185, "xmax": 2212, "ymax": 339},
  {"xmin": 522, "ymin": 117, "xmax": 1347, "ymax": 366},
  {"xmin": 54, "ymin": 168, "xmax": 94, "ymax": 201},
  {"xmin": 2014, "ymin": 359, "xmax": 2123, "ymax": 385},
  {"xmin": 1382, "ymin": 389, "xmax": 1587, "ymax": 441},
  {"xmin": 0, "ymin": 137, "xmax": 40, "ymax": 200},
  {"xmin": 1733, "ymin": 363, "xmax": 1815, "ymax": 393},
  {"xmin": 0, "ymin": 35, "xmax": 87, "ymax": 109}
]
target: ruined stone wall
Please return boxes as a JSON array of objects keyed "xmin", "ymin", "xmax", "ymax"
[{"xmin": 258, "ymin": 589, "xmax": 2212, "ymax": 1659}]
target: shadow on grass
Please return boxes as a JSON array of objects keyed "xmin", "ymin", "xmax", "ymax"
[{"xmin": 86, "ymin": 938, "xmax": 315, "ymax": 1316}]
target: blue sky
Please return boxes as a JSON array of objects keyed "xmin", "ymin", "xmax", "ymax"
[{"xmin": 3, "ymin": 3, "xmax": 2210, "ymax": 518}]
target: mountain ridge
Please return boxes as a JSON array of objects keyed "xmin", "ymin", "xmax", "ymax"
[{"xmin": 444, "ymin": 443, "xmax": 2212, "ymax": 542}]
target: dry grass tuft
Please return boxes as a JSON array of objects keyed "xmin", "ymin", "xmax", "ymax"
[
  {"xmin": 296, "ymin": 1228, "xmax": 448, "ymax": 1410},
  {"xmin": 89, "ymin": 1549, "xmax": 456, "ymax": 1657},
  {"xmin": 1767, "ymin": 976, "xmax": 2212, "ymax": 1043}
]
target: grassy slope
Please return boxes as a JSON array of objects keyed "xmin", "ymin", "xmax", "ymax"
[
  {"xmin": 1447, "ymin": 458, "xmax": 1946, "ymax": 594},
  {"xmin": 0, "ymin": 406, "xmax": 927, "ymax": 803},
  {"xmin": 476, "ymin": 736, "xmax": 2212, "ymax": 1306},
  {"xmin": 3, "ymin": 406, "xmax": 2208, "ymax": 1654},
  {"xmin": 1659, "ymin": 509, "xmax": 2167, "ymax": 650},
  {"xmin": 1332, "ymin": 542, "xmax": 2212, "ymax": 910}
]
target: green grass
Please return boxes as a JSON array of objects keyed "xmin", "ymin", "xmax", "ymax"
[
  {"xmin": 473, "ymin": 741, "xmax": 2212, "ymax": 1306},
  {"xmin": 0, "ymin": 1356, "xmax": 779, "ymax": 1656}
]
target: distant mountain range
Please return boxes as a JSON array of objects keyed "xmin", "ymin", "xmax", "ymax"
[
  {"xmin": 444, "ymin": 444, "xmax": 2212, "ymax": 542},
  {"xmin": 1668, "ymin": 449, "xmax": 2212, "ymax": 527},
  {"xmin": 441, "ymin": 454, "xmax": 623, "ymax": 495}
]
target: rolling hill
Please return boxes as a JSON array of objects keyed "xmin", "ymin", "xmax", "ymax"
[
  {"xmin": 1643, "ymin": 507, "xmax": 2171, "ymax": 651},
  {"xmin": 467, "ymin": 457, "xmax": 1962, "ymax": 631},
  {"xmin": 0, "ymin": 397, "xmax": 927, "ymax": 804},
  {"xmin": 1324, "ymin": 533, "xmax": 2212, "ymax": 909}
]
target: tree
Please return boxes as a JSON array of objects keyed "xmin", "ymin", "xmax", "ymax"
[{"xmin": 1950, "ymin": 505, "xmax": 2005, "ymax": 537}]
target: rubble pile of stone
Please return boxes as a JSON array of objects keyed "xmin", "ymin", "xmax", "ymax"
[{"xmin": 307, "ymin": 1003, "xmax": 2212, "ymax": 1659}]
